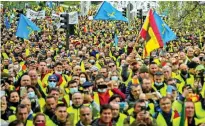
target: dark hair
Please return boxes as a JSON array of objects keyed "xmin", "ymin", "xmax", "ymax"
[
  {"xmin": 54, "ymin": 62, "xmax": 63, "ymax": 67},
  {"xmin": 159, "ymin": 96, "xmax": 171, "ymax": 103},
  {"xmin": 9, "ymin": 120, "xmax": 24, "ymax": 126},
  {"xmin": 79, "ymin": 72, "xmax": 89, "ymax": 81},
  {"xmin": 48, "ymin": 88, "xmax": 60, "ymax": 94},
  {"xmin": 26, "ymin": 85, "xmax": 42, "ymax": 98},
  {"xmin": 33, "ymin": 112, "xmax": 46, "ymax": 124},
  {"xmin": 100, "ymin": 104, "xmax": 112, "ymax": 114},
  {"xmin": 56, "ymin": 103, "xmax": 67, "ymax": 109},
  {"xmin": 108, "ymin": 94, "xmax": 122, "ymax": 103},
  {"xmin": 67, "ymin": 80, "xmax": 77, "ymax": 87},
  {"xmin": 8, "ymin": 90, "xmax": 19, "ymax": 100},
  {"xmin": 95, "ymin": 74, "xmax": 105, "ymax": 84},
  {"xmin": 16, "ymin": 104, "xmax": 28, "ymax": 115},
  {"xmin": 46, "ymin": 95, "xmax": 55, "ymax": 101}
]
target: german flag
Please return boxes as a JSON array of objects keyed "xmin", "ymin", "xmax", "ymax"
[{"xmin": 140, "ymin": 9, "xmax": 176, "ymax": 58}]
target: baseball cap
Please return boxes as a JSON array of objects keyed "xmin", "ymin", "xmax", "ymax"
[
  {"xmin": 48, "ymin": 75, "xmax": 57, "ymax": 81},
  {"xmin": 82, "ymin": 81, "xmax": 93, "ymax": 88}
]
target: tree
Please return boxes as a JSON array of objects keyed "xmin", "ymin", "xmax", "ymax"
[{"xmin": 157, "ymin": 1, "xmax": 205, "ymax": 30}]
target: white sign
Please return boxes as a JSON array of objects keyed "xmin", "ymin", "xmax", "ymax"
[
  {"xmin": 88, "ymin": 16, "xmax": 93, "ymax": 20},
  {"xmin": 80, "ymin": 1, "xmax": 91, "ymax": 16},
  {"xmin": 69, "ymin": 12, "xmax": 78, "ymax": 24},
  {"xmin": 0, "ymin": 4, "xmax": 3, "ymax": 9},
  {"xmin": 26, "ymin": 9, "xmax": 45, "ymax": 19}
]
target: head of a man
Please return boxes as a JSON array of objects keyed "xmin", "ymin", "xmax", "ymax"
[
  {"xmin": 149, "ymin": 62, "xmax": 159, "ymax": 75},
  {"xmin": 28, "ymin": 70, "xmax": 38, "ymax": 85},
  {"xmin": 38, "ymin": 60, "xmax": 47, "ymax": 74},
  {"xmin": 159, "ymin": 97, "xmax": 172, "ymax": 113},
  {"xmin": 49, "ymin": 88, "xmax": 60, "ymax": 101},
  {"xmin": 100, "ymin": 104, "xmax": 113, "ymax": 124},
  {"xmin": 80, "ymin": 106, "xmax": 92, "ymax": 125},
  {"xmin": 185, "ymin": 101, "xmax": 195, "ymax": 118},
  {"xmin": 134, "ymin": 101, "xmax": 146, "ymax": 114},
  {"xmin": 142, "ymin": 78, "xmax": 152, "ymax": 93},
  {"xmin": 154, "ymin": 71, "xmax": 164, "ymax": 85},
  {"xmin": 20, "ymin": 75, "xmax": 31, "ymax": 86},
  {"xmin": 72, "ymin": 92, "xmax": 83, "ymax": 107},
  {"xmin": 45, "ymin": 95, "xmax": 57, "ymax": 113},
  {"xmin": 67, "ymin": 80, "xmax": 78, "ymax": 94},
  {"xmin": 54, "ymin": 62, "xmax": 63, "ymax": 75},
  {"xmin": 16, "ymin": 104, "xmax": 29, "ymax": 123},
  {"xmin": 95, "ymin": 74, "xmax": 107, "ymax": 93},
  {"xmin": 110, "ymin": 102, "xmax": 120, "ymax": 118},
  {"xmin": 131, "ymin": 85, "xmax": 142, "ymax": 99},
  {"xmin": 21, "ymin": 98, "xmax": 31, "ymax": 113},
  {"xmin": 55, "ymin": 103, "xmax": 68, "ymax": 122}
]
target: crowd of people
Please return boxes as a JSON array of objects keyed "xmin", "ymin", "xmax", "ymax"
[{"xmin": 1, "ymin": 3, "xmax": 205, "ymax": 126}]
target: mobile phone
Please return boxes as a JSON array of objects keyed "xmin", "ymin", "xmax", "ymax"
[
  {"xmin": 0, "ymin": 91, "xmax": 6, "ymax": 97},
  {"xmin": 20, "ymin": 87, "xmax": 27, "ymax": 97}
]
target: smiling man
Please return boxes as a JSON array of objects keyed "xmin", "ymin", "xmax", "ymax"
[{"xmin": 154, "ymin": 97, "xmax": 180, "ymax": 126}]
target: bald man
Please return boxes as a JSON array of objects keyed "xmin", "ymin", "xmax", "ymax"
[
  {"xmin": 20, "ymin": 75, "xmax": 31, "ymax": 86},
  {"xmin": 110, "ymin": 102, "xmax": 135, "ymax": 125}
]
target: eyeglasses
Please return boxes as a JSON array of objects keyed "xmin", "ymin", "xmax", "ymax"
[{"xmin": 49, "ymin": 80, "xmax": 56, "ymax": 82}]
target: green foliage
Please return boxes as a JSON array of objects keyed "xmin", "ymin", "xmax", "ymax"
[{"xmin": 157, "ymin": 1, "xmax": 205, "ymax": 30}]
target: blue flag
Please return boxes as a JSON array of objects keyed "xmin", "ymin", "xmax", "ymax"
[
  {"xmin": 94, "ymin": 1, "xmax": 128, "ymax": 22},
  {"xmin": 46, "ymin": 1, "xmax": 53, "ymax": 8},
  {"xmin": 4, "ymin": 17, "xmax": 11, "ymax": 29},
  {"xmin": 114, "ymin": 34, "xmax": 118, "ymax": 47},
  {"xmin": 16, "ymin": 14, "xmax": 40, "ymax": 39},
  {"xmin": 153, "ymin": 11, "xmax": 176, "ymax": 44}
]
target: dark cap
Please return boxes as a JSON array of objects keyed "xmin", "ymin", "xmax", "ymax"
[
  {"xmin": 48, "ymin": 75, "xmax": 58, "ymax": 81},
  {"xmin": 82, "ymin": 81, "xmax": 93, "ymax": 88},
  {"xmin": 139, "ymin": 65, "xmax": 149, "ymax": 73},
  {"xmin": 154, "ymin": 71, "xmax": 163, "ymax": 76}
]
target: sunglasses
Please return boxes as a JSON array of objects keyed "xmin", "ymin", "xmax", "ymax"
[{"xmin": 49, "ymin": 80, "xmax": 56, "ymax": 82}]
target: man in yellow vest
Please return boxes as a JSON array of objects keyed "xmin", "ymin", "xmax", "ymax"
[
  {"xmin": 51, "ymin": 103, "xmax": 73, "ymax": 125},
  {"xmin": 174, "ymin": 63, "xmax": 195, "ymax": 93},
  {"xmin": 110, "ymin": 102, "xmax": 135, "ymax": 126},
  {"xmin": 152, "ymin": 71, "xmax": 168, "ymax": 97},
  {"xmin": 9, "ymin": 104, "xmax": 33, "ymax": 126},
  {"xmin": 154, "ymin": 97, "xmax": 180, "ymax": 126},
  {"xmin": 67, "ymin": 92, "xmax": 84, "ymax": 125},
  {"xmin": 76, "ymin": 106, "xmax": 93, "ymax": 126},
  {"xmin": 94, "ymin": 74, "xmax": 125, "ymax": 106}
]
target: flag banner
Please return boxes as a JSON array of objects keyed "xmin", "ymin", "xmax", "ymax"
[
  {"xmin": 46, "ymin": 1, "xmax": 53, "ymax": 8},
  {"xmin": 80, "ymin": 1, "xmax": 91, "ymax": 16},
  {"xmin": 88, "ymin": 16, "xmax": 93, "ymax": 20},
  {"xmin": 94, "ymin": 1, "xmax": 128, "ymax": 22},
  {"xmin": 140, "ymin": 9, "xmax": 176, "ymax": 58},
  {"xmin": 26, "ymin": 9, "xmax": 45, "ymax": 19},
  {"xmin": 114, "ymin": 34, "xmax": 118, "ymax": 47},
  {"xmin": 4, "ymin": 17, "xmax": 11, "ymax": 29},
  {"xmin": 69, "ymin": 12, "xmax": 78, "ymax": 24},
  {"xmin": 16, "ymin": 14, "xmax": 40, "ymax": 39}
]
